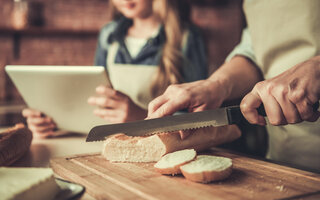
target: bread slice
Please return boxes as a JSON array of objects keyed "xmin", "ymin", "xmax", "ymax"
[
  {"xmin": 102, "ymin": 125, "xmax": 240, "ymax": 162},
  {"xmin": 154, "ymin": 149, "xmax": 196, "ymax": 175},
  {"xmin": 0, "ymin": 167, "xmax": 60, "ymax": 200},
  {"xmin": 180, "ymin": 155, "xmax": 232, "ymax": 183},
  {"xmin": 0, "ymin": 123, "xmax": 33, "ymax": 166}
]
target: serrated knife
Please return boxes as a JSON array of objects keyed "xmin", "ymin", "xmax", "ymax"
[
  {"xmin": 87, "ymin": 102, "xmax": 320, "ymax": 142},
  {"xmin": 86, "ymin": 105, "xmax": 266, "ymax": 142}
]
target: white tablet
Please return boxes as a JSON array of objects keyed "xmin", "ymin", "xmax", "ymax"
[{"xmin": 5, "ymin": 65, "xmax": 111, "ymax": 134}]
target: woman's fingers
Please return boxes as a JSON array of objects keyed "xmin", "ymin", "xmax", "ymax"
[
  {"xmin": 93, "ymin": 108, "xmax": 116, "ymax": 118},
  {"xmin": 22, "ymin": 108, "xmax": 42, "ymax": 118},
  {"xmin": 95, "ymin": 85, "xmax": 124, "ymax": 100},
  {"xmin": 93, "ymin": 108, "xmax": 125, "ymax": 123},
  {"xmin": 88, "ymin": 96, "xmax": 118, "ymax": 108},
  {"xmin": 27, "ymin": 116, "xmax": 54, "ymax": 126},
  {"xmin": 89, "ymin": 85, "xmax": 128, "ymax": 109},
  {"xmin": 22, "ymin": 108, "xmax": 57, "ymax": 137},
  {"xmin": 28, "ymin": 123, "xmax": 56, "ymax": 133},
  {"xmin": 32, "ymin": 129, "xmax": 55, "ymax": 139},
  {"xmin": 28, "ymin": 121, "xmax": 56, "ymax": 139}
]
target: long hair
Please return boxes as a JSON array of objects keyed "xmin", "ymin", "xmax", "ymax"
[
  {"xmin": 108, "ymin": 0, "xmax": 191, "ymax": 97},
  {"xmin": 151, "ymin": 0, "xmax": 190, "ymax": 97}
]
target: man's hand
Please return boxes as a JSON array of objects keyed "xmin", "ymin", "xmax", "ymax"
[
  {"xmin": 88, "ymin": 85, "xmax": 147, "ymax": 123},
  {"xmin": 22, "ymin": 108, "xmax": 57, "ymax": 138},
  {"xmin": 241, "ymin": 56, "xmax": 320, "ymax": 125},
  {"xmin": 147, "ymin": 79, "xmax": 229, "ymax": 140},
  {"xmin": 147, "ymin": 79, "xmax": 228, "ymax": 119}
]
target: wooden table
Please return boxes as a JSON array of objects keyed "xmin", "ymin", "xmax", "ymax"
[
  {"xmin": 51, "ymin": 149, "xmax": 320, "ymax": 200},
  {"xmin": 1, "ymin": 127, "xmax": 103, "ymax": 200},
  {"xmin": 3, "ymin": 126, "xmax": 320, "ymax": 200},
  {"xmin": 11, "ymin": 133, "xmax": 102, "ymax": 168}
]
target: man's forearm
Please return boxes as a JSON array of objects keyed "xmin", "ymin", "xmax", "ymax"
[{"xmin": 208, "ymin": 56, "xmax": 263, "ymax": 101}]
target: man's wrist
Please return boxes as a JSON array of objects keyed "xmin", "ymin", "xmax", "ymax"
[
  {"xmin": 311, "ymin": 55, "xmax": 320, "ymax": 69},
  {"xmin": 207, "ymin": 73, "xmax": 232, "ymax": 101}
]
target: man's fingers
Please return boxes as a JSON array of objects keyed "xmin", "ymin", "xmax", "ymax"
[
  {"xmin": 273, "ymin": 86, "xmax": 302, "ymax": 124},
  {"xmin": 179, "ymin": 129, "xmax": 193, "ymax": 140},
  {"xmin": 149, "ymin": 98, "xmax": 187, "ymax": 119},
  {"xmin": 191, "ymin": 104, "xmax": 207, "ymax": 113},
  {"xmin": 147, "ymin": 95, "xmax": 168, "ymax": 118},
  {"xmin": 261, "ymin": 92, "xmax": 288, "ymax": 125},
  {"xmin": 306, "ymin": 111, "xmax": 320, "ymax": 122},
  {"xmin": 241, "ymin": 92, "xmax": 266, "ymax": 125},
  {"xmin": 295, "ymin": 101, "xmax": 316, "ymax": 121},
  {"xmin": 148, "ymin": 89, "xmax": 192, "ymax": 119}
]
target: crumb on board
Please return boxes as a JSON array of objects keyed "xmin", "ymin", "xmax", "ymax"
[{"xmin": 276, "ymin": 185, "xmax": 284, "ymax": 192}]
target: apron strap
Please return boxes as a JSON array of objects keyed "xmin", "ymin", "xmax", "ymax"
[
  {"xmin": 108, "ymin": 30, "xmax": 188, "ymax": 67},
  {"xmin": 181, "ymin": 30, "xmax": 189, "ymax": 54},
  {"xmin": 107, "ymin": 42, "xmax": 119, "ymax": 68}
]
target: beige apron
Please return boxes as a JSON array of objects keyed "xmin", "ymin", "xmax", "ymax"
[
  {"xmin": 106, "ymin": 31, "xmax": 189, "ymax": 110},
  {"xmin": 244, "ymin": 0, "xmax": 320, "ymax": 169},
  {"xmin": 106, "ymin": 42, "xmax": 157, "ymax": 110}
]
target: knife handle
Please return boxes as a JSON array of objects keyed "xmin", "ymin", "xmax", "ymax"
[
  {"xmin": 256, "ymin": 104, "xmax": 266, "ymax": 117},
  {"xmin": 227, "ymin": 105, "xmax": 267, "ymax": 124},
  {"xmin": 227, "ymin": 102, "xmax": 319, "ymax": 124}
]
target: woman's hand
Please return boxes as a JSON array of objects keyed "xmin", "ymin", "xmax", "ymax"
[
  {"xmin": 88, "ymin": 85, "xmax": 147, "ymax": 123},
  {"xmin": 241, "ymin": 56, "xmax": 320, "ymax": 126},
  {"xmin": 22, "ymin": 108, "xmax": 57, "ymax": 138}
]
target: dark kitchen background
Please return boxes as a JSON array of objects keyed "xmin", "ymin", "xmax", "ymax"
[{"xmin": 0, "ymin": 0, "xmax": 267, "ymax": 157}]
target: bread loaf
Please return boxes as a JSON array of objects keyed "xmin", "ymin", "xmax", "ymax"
[
  {"xmin": 102, "ymin": 125, "xmax": 240, "ymax": 162},
  {"xmin": 180, "ymin": 155, "xmax": 233, "ymax": 183},
  {"xmin": 0, "ymin": 123, "xmax": 33, "ymax": 166},
  {"xmin": 154, "ymin": 149, "xmax": 196, "ymax": 175}
]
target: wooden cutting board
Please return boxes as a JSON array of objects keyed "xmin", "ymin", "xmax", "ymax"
[{"xmin": 50, "ymin": 148, "xmax": 320, "ymax": 200}]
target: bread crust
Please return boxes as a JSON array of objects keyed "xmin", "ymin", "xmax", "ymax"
[
  {"xmin": 0, "ymin": 123, "xmax": 33, "ymax": 166},
  {"xmin": 157, "ymin": 125, "xmax": 241, "ymax": 153},
  {"xmin": 103, "ymin": 125, "xmax": 241, "ymax": 162},
  {"xmin": 181, "ymin": 165, "xmax": 233, "ymax": 183},
  {"xmin": 154, "ymin": 158, "xmax": 196, "ymax": 175}
]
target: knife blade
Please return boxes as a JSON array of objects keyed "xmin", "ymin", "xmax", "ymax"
[
  {"xmin": 86, "ymin": 102, "xmax": 319, "ymax": 142},
  {"xmin": 86, "ymin": 105, "xmax": 256, "ymax": 142}
]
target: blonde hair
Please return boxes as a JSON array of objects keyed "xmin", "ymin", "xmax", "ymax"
[
  {"xmin": 151, "ymin": 0, "xmax": 190, "ymax": 97},
  {"xmin": 108, "ymin": 0, "xmax": 191, "ymax": 97}
]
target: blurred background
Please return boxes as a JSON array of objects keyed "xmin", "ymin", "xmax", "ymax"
[{"xmin": 0, "ymin": 0, "xmax": 267, "ymax": 157}]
